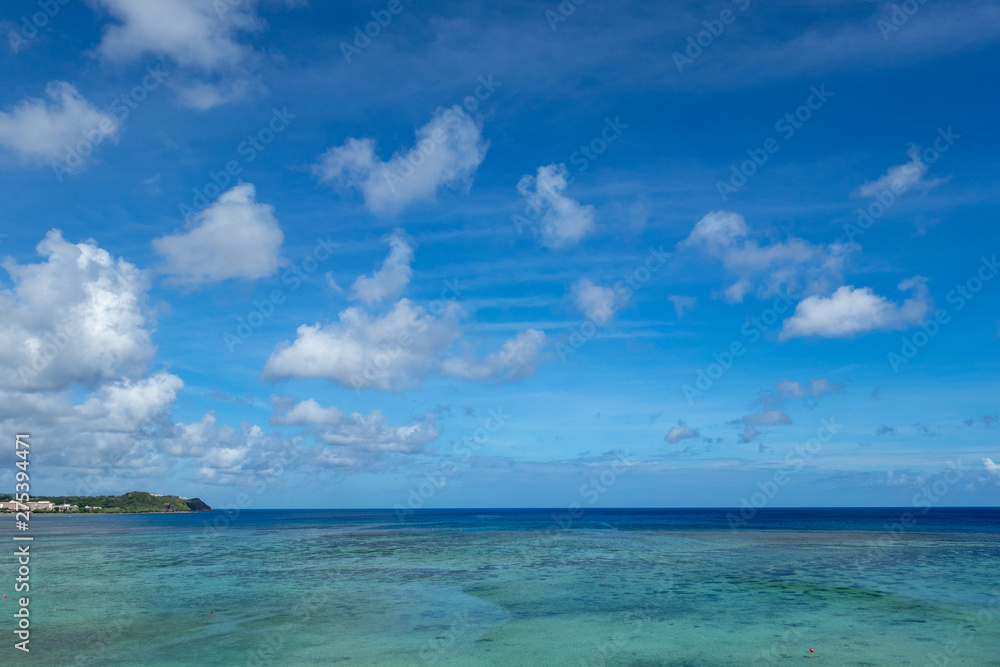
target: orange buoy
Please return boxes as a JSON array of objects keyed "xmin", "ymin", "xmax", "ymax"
[{"xmin": 810, "ymin": 648, "xmax": 814, "ymax": 653}]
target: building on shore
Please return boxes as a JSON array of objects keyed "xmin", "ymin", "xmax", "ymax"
[{"xmin": 0, "ymin": 500, "xmax": 57, "ymax": 511}]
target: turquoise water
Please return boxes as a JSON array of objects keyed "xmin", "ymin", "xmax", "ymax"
[{"xmin": 1, "ymin": 509, "xmax": 998, "ymax": 665}]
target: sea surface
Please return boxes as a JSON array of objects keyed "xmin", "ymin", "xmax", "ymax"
[{"xmin": 1, "ymin": 508, "xmax": 998, "ymax": 666}]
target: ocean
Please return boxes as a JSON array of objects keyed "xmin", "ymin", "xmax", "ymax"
[{"xmin": 2, "ymin": 508, "xmax": 998, "ymax": 666}]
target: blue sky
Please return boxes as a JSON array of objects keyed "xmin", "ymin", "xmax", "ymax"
[{"xmin": 0, "ymin": 0, "xmax": 998, "ymax": 509}]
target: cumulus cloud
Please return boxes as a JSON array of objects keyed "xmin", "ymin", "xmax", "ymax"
[
  {"xmin": 264, "ymin": 300, "xmax": 546, "ymax": 390},
  {"xmin": 88, "ymin": 0, "xmax": 276, "ymax": 109},
  {"xmin": 858, "ymin": 146, "xmax": 942, "ymax": 197},
  {"xmin": 665, "ymin": 421, "xmax": 699, "ymax": 444},
  {"xmin": 314, "ymin": 106, "xmax": 487, "ymax": 215},
  {"xmin": 0, "ymin": 229, "xmax": 154, "ymax": 391},
  {"xmin": 153, "ymin": 183, "xmax": 284, "ymax": 286},
  {"xmin": 983, "ymin": 458, "xmax": 1000, "ymax": 478},
  {"xmin": 780, "ymin": 277, "xmax": 931, "ymax": 339},
  {"xmin": 271, "ymin": 397, "xmax": 440, "ymax": 467},
  {"xmin": 73, "ymin": 372, "xmax": 184, "ymax": 432},
  {"xmin": 571, "ymin": 279, "xmax": 627, "ymax": 322},
  {"xmin": 91, "ymin": 0, "xmax": 259, "ymax": 70},
  {"xmin": 262, "ymin": 299, "xmax": 458, "ymax": 391},
  {"xmin": 740, "ymin": 410, "xmax": 792, "ymax": 426},
  {"xmin": 264, "ymin": 234, "xmax": 547, "ymax": 391},
  {"xmin": 441, "ymin": 329, "xmax": 546, "ymax": 383},
  {"xmin": 680, "ymin": 211, "xmax": 854, "ymax": 303},
  {"xmin": 739, "ymin": 427, "xmax": 760, "ymax": 443},
  {"xmin": 0, "ymin": 82, "xmax": 119, "ymax": 164},
  {"xmin": 517, "ymin": 163, "xmax": 596, "ymax": 248},
  {"xmin": 351, "ymin": 230, "xmax": 413, "ymax": 306},
  {"xmin": 0, "ymin": 230, "xmax": 325, "ymax": 485}
]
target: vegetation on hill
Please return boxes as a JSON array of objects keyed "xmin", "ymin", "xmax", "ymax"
[{"xmin": 36, "ymin": 491, "xmax": 211, "ymax": 513}]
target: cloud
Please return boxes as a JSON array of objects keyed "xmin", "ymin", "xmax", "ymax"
[
  {"xmin": 264, "ymin": 235, "xmax": 546, "ymax": 390},
  {"xmin": 441, "ymin": 329, "xmax": 546, "ymax": 383},
  {"xmin": 571, "ymin": 279, "xmax": 627, "ymax": 322},
  {"xmin": 680, "ymin": 211, "xmax": 854, "ymax": 303},
  {"xmin": 780, "ymin": 277, "xmax": 931, "ymax": 339},
  {"xmin": 88, "ymin": 0, "xmax": 279, "ymax": 109},
  {"xmin": 876, "ymin": 425, "xmax": 897, "ymax": 436},
  {"xmin": 858, "ymin": 146, "xmax": 943, "ymax": 197},
  {"xmin": 270, "ymin": 397, "xmax": 441, "ymax": 467},
  {"xmin": 0, "ymin": 231, "xmax": 241, "ymax": 482},
  {"xmin": 262, "ymin": 299, "xmax": 545, "ymax": 390},
  {"xmin": 665, "ymin": 421, "xmax": 699, "ymax": 444},
  {"xmin": 740, "ymin": 410, "xmax": 792, "ymax": 426},
  {"xmin": 351, "ymin": 230, "xmax": 413, "ymax": 306},
  {"xmin": 90, "ymin": 0, "xmax": 259, "ymax": 71},
  {"xmin": 774, "ymin": 378, "xmax": 840, "ymax": 401},
  {"xmin": 0, "ymin": 230, "xmax": 326, "ymax": 485},
  {"xmin": 964, "ymin": 415, "xmax": 998, "ymax": 427},
  {"xmin": 262, "ymin": 298, "xmax": 458, "ymax": 391},
  {"xmin": 739, "ymin": 427, "xmax": 760, "ymax": 443},
  {"xmin": 0, "ymin": 82, "xmax": 119, "ymax": 164},
  {"xmin": 173, "ymin": 79, "xmax": 252, "ymax": 111},
  {"xmin": 984, "ymin": 458, "xmax": 1000, "ymax": 478},
  {"xmin": 0, "ymin": 229, "xmax": 154, "ymax": 391},
  {"xmin": 517, "ymin": 163, "xmax": 596, "ymax": 248},
  {"xmin": 668, "ymin": 295, "xmax": 697, "ymax": 318},
  {"xmin": 314, "ymin": 106, "xmax": 488, "ymax": 215},
  {"xmin": 153, "ymin": 183, "xmax": 284, "ymax": 286},
  {"xmin": 72, "ymin": 372, "xmax": 183, "ymax": 432},
  {"xmin": 757, "ymin": 378, "xmax": 843, "ymax": 409}
]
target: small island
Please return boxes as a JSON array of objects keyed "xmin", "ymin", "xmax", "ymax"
[{"xmin": 0, "ymin": 491, "xmax": 211, "ymax": 513}]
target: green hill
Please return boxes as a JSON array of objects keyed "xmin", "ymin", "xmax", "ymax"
[{"xmin": 37, "ymin": 491, "xmax": 211, "ymax": 513}]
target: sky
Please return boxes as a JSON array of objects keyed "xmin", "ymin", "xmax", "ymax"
[{"xmin": 0, "ymin": 0, "xmax": 998, "ymax": 510}]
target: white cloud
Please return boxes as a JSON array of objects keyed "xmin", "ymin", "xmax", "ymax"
[
  {"xmin": 0, "ymin": 82, "xmax": 119, "ymax": 164},
  {"xmin": 264, "ymin": 235, "xmax": 547, "ymax": 390},
  {"xmin": 262, "ymin": 298, "xmax": 459, "ymax": 391},
  {"xmin": 0, "ymin": 229, "xmax": 154, "ymax": 391},
  {"xmin": 73, "ymin": 372, "xmax": 184, "ymax": 432},
  {"xmin": 271, "ymin": 397, "xmax": 440, "ymax": 467},
  {"xmin": 173, "ymin": 79, "xmax": 252, "ymax": 111},
  {"xmin": 263, "ymin": 299, "xmax": 546, "ymax": 391},
  {"xmin": 668, "ymin": 295, "xmax": 697, "ymax": 318},
  {"xmin": 441, "ymin": 329, "xmax": 546, "ymax": 383},
  {"xmin": 0, "ymin": 230, "xmax": 310, "ymax": 484},
  {"xmin": 351, "ymin": 229, "xmax": 414, "ymax": 306},
  {"xmin": 572, "ymin": 279, "xmax": 627, "ymax": 322},
  {"xmin": 153, "ymin": 183, "xmax": 284, "ymax": 286},
  {"xmin": 90, "ymin": 0, "xmax": 260, "ymax": 71},
  {"xmin": 88, "ymin": 0, "xmax": 275, "ymax": 109},
  {"xmin": 270, "ymin": 398, "xmax": 345, "ymax": 426},
  {"xmin": 756, "ymin": 378, "xmax": 842, "ymax": 409},
  {"xmin": 680, "ymin": 211, "xmax": 854, "ymax": 303},
  {"xmin": 740, "ymin": 410, "xmax": 792, "ymax": 426},
  {"xmin": 314, "ymin": 106, "xmax": 488, "ymax": 215},
  {"xmin": 665, "ymin": 422, "xmax": 699, "ymax": 444},
  {"xmin": 780, "ymin": 277, "xmax": 931, "ymax": 339},
  {"xmin": 858, "ymin": 146, "xmax": 941, "ymax": 197},
  {"xmin": 984, "ymin": 457, "xmax": 1000, "ymax": 478},
  {"xmin": 517, "ymin": 163, "xmax": 595, "ymax": 248}
]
